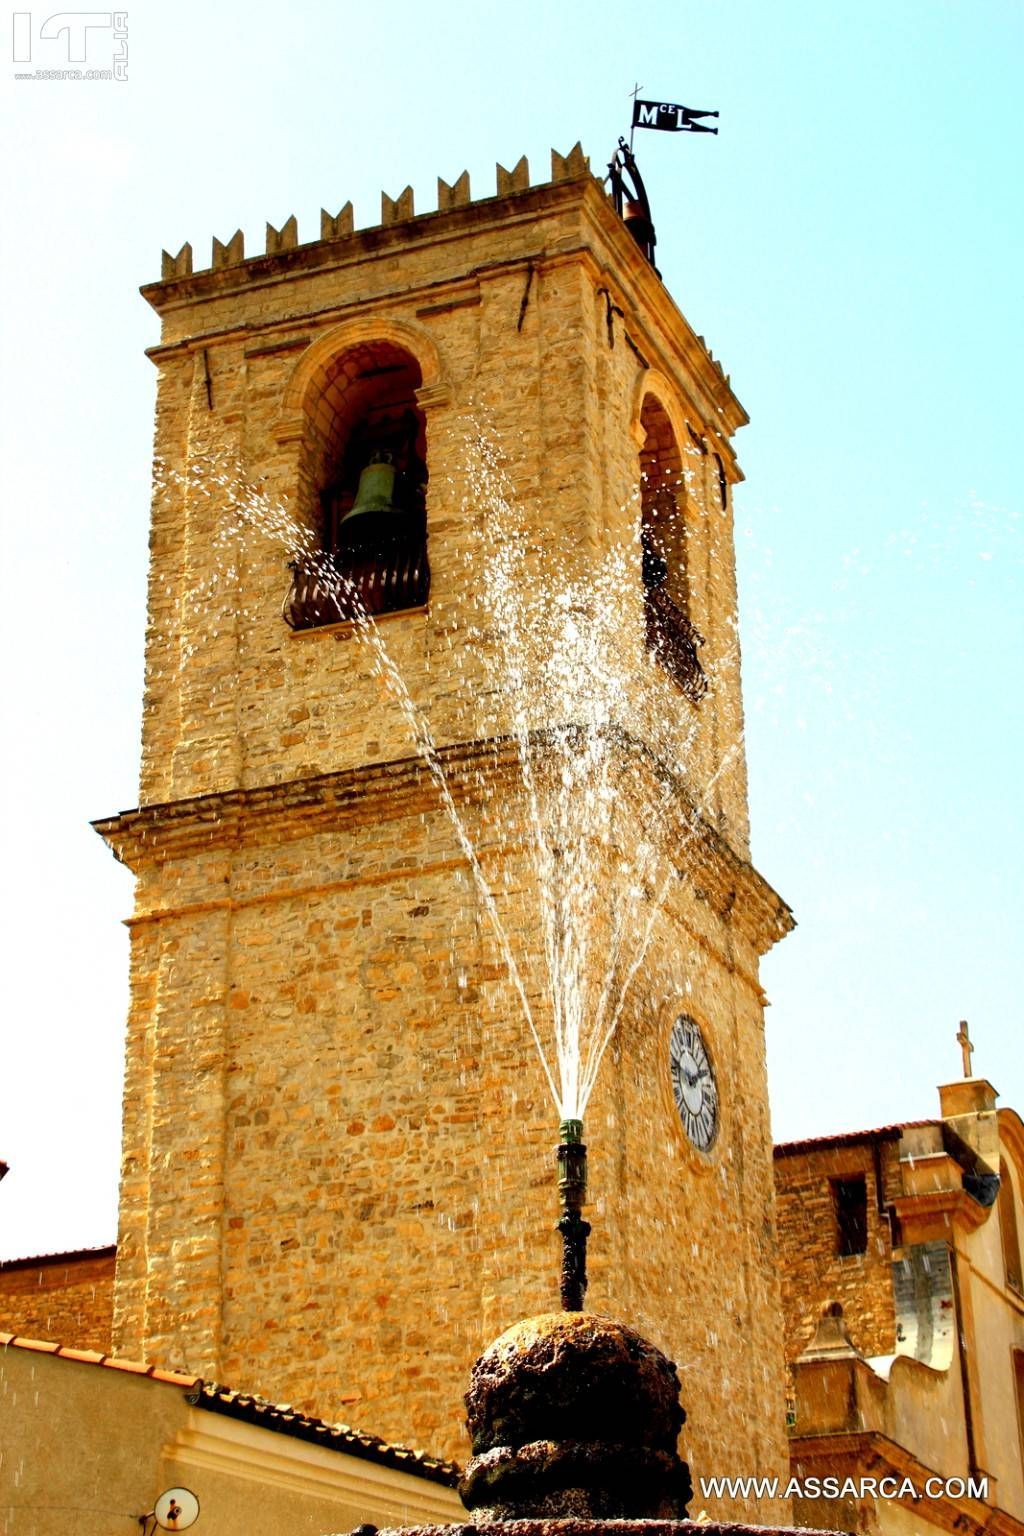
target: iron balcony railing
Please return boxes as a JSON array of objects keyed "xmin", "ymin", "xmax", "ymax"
[
  {"xmin": 644, "ymin": 583, "xmax": 707, "ymax": 702},
  {"xmin": 283, "ymin": 540, "xmax": 429, "ymax": 631}
]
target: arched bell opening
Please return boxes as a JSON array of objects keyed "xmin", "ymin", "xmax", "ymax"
[
  {"xmin": 638, "ymin": 395, "xmax": 705, "ymax": 701},
  {"xmin": 284, "ymin": 341, "xmax": 429, "ymax": 629}
]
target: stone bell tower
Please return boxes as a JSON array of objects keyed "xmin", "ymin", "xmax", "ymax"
[{"xmin": 95, "ymin": 144, "xmax": 793, "ymax": 1519}]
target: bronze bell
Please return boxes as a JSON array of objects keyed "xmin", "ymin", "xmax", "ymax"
[{"xmin": 338, "ymin": 450, "xmax": 400, "ymax": 542}]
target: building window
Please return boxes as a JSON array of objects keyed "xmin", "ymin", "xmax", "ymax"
[
  {"xmin": 638, "ymin": 395, "xmax": 706, "ymax": 701},
  {"xmin": 284, "ymin": 341, "xmax": 429, "ymax": 630},
  {"xmin": 832, "ymin": 1175, "xmax": 868, "ymax": 1256},
  {"xmin": 999, "ymin": 1159, "xmax": 1023, "ymax": 1295},
  {"xmin": 1015, "ymin": 1351, "xmax": 1024, "ymax": 1468},
  {"xmin": 713, "ymin": 451, "xmax": 728, "ymax": 510}
]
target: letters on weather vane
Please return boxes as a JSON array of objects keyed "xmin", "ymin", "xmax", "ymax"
[
  {"xmin": 631, "ymin": 99, "xmax": 720, "ymax": 134},
  {"xmin": 608, "ymin": 87, "xmax": 721, "ymax": 271}
]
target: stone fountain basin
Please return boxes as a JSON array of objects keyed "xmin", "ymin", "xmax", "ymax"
[
  {"xmin": 363, "ymin": 1521, "xmax": 837, "ymax": 1536},
  {"xmin": 343, "ymin": 1319, "xmax": 842, "ymax": 1536}
]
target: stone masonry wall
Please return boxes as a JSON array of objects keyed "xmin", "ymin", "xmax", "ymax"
[
  {"xmin": 0, "ymin": 1249, "xmax": 115, "ymax": 1351},
  {"xmin": 101, "ymin": 165, "xmax": 790, "ymax": 1524},
  {"xmin": 108, "ymin": 764, "xmax": 790, "ymax": 1519},
  {"xmin": 136, "ymin": 175, "xmax": 750, "ymax": 855},
  {"xmin": 773, "ymin": 1138, "xmax": 902, "ymax": 1362}
]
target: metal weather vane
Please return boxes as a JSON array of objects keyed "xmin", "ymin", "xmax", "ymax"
[
  {"xmin": 607, "ymin": 136, "xmax": 658, "ymax": 269},
  {"xmin": 632, "ymin": 96, "xmax": 720, "ymax": 139},
  {"xmin": 609, "ymin": 85, "xmax": 720, "ymax": 272},
  {"xmin": 627, "ymin": 82, "xmax": 719, "ymax": 148}
]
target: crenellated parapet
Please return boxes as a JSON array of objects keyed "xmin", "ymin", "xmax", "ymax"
[{"xmin": 157, "ymin": 143, "xmax": 591, "ymax": 284}]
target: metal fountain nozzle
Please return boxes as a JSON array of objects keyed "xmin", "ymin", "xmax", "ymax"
[
  {"xmin": 556, "ymin": 1117, "xmax": 591, "ymax": 1312},
  {"xmin": 557, "ymin": 1117, "xmax": 586, "ymax": 1200}
]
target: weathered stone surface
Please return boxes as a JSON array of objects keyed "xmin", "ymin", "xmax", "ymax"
[
  {"xmin": 102, "ymin": 167, "xmax": 792, "ymax": 1524},
  {"xmin": 321, "ymin": 203, "xmax": 354, "ymax": 240},
  {"xmin": 0, "ymin": 1249, "xmax": 115, "ymax": 1351},
  {"xmin": 438, "ymin": 172, "xmax": 471, "ymax": 211},
  {"xmin": 370, "ymin": 1523, "xmax": 830, "ymax": 1536},
  {"xmin": 461, "ymin": 1312, "xmax": 691, "ymax": 1519},
  {"xmin": 774, "ymin": 1135, "xmax": 902, "ymax": 1363},
  {"xmin": 465, "ymin": 1313, "xmax": 685, "ymax": 1455},
  {"xmin": 266, "ymin": 214, "xmax": 298, "ymax": 255},
  {"xmin": 161, "ymin": 242, "xmax": 192, "ymax": 280},
  {"xmin": 211, "ymin": 228, "xmax": 244, "ymax": 267}
]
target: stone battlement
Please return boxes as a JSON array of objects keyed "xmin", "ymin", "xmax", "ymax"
[{"xmin": 159, "ymin": 143, "xmax": 591, "ymax": 283}]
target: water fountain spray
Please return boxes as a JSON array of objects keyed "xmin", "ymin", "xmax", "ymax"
[
  {"xmin": 178, "ymin": 441, "xmax": 747, "ymax": 1326},
  {"xmin": 556, "ymin": 1116, "xmax": 590, "ymax": 1310}
]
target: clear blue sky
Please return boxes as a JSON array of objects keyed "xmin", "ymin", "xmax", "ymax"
[{"xmin": 0, "ymin": 0, "xmax": 1020, "ymax": 1258}]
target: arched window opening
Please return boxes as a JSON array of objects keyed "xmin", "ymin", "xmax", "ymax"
[
  {"xmin": 713, "ymin": 452, "xmax": 728, "ymax": 510},
  {"xmin": 639, "ymin": 396, "xmax": 705, "ymax": 701},
  {"xmin": 284, "ymin": 342, "xmax": 429, "ymax": 629},
  {"xmin": 999, "ymin": 1158, "xmax": 1023, "ymax": 1295}
]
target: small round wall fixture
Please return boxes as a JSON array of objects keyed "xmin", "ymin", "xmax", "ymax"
[
  {"xmin": 152, "ymin": 1488, "xmax": 200, "ymax": 1531},
  {"xmin": 669, "ymin": 1013, "xmax": 719, "ymax": 1152}
]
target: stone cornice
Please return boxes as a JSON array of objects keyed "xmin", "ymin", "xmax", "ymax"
[
  {"xmin": 93, "ymin": 734, "xmax": 792, "ymax": 956},
  {"xmin": 574, "ymin": 177, "xmax": 748, "ymax": 447},
  {"xmin": 892, "ymin": 1187, "xmax": 992, "ymax": 1244},
  {"xmin": 141, "ymin": 172, "xmax": 747, "ymax": 455},
  {"xmin": 143, "ymin": 178, "xmax": 589, "ymax": 312},
  {"xmin": 144, "ymin": 269, "xmax": 504, "ymax": 367},
  {"xmin": 789, "ymin": 1430, "xmax": 1021, "ymax": 1536}
]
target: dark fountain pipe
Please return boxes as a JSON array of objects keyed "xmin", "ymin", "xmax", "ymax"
[{"xmin": 556, "ymin": 1117, "xmax": 591, "ymax": 1310}]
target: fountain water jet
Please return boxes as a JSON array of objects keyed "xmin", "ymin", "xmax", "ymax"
[{"xmin": 157, "ymin": 434, "xmax": 747, "ymax": 1307}]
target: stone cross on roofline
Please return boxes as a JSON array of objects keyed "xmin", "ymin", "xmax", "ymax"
[{"xmin": 956, "ymin": 1018, "xmax": 974, "ymax": 1078}]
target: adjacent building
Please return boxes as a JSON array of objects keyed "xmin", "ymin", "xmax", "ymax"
[{"xmin": 776, "ymin": 1064, "xmax": 1024, "ymax": 1536}]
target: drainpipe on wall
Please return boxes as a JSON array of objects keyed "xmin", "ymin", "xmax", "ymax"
[{"xmin": 947, "ymin": 1240, "xmax": 982, "ymax": 1484}]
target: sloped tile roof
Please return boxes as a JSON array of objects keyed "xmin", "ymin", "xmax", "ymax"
[
  {"xmin": 189, "ymin": 1382, "xmax": 461, "ymax": 1485},
  {"xmin": 0, "ymin": 1330, "xmax": 195, "ymax": 1384},
  {"xmin": 0, "ymin": 1243, "xmax": 117, "ymax": 1270},
  {"xmin": 773, "ymin": 1121, "xmax": 937, "ymax": 1157},
  {"xmin": 0, "ymin": 1330, "xmax": 460, "ymax": 1484}
]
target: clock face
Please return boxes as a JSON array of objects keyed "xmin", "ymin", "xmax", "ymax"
[{"xmin": 669, "ymin": 1014, "xmax": 719, "ymax": 1152}]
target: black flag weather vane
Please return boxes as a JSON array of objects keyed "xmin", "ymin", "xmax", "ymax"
[
  {"xmin": 628, "ymin": 82, "xmax": 719, "ymax": 149},
  {"xmin": 632, "ymin": 98, "xmax": 719, "ymax": 135},
  {"xmin": 607, "ymin": 85, "xmax": 719, "ymax": 274}
]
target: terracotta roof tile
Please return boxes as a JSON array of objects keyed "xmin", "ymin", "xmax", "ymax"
[
  {"xmin": 102, "ymin": 1356, "xmax": 155, "ymax": 1376},
  {"xmin": 3, "ymin": 1335, "xmax": 61, "ymax": 1355},
  {"xmin": 0, "ymin": 1332, "xmax": 459, "ymax": 1484},
  {"xmin": 0, "ymin": 1243, "xmax": 117, "ymax": 1270},
  {"xmin": 190, "ymin": 1382, "xmax": 462, "ymax": 1485},
  {"xmin": 55, "ymin": 1347, "xmax": 107, "ymax": 1365},
  {"xmin": 774, "ymin": 1120, "xmax": 937, "ymax": 1157},
  {"xmin": 0, "ymin": 1331, "xmax": 198, "ymax": 1385}
]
